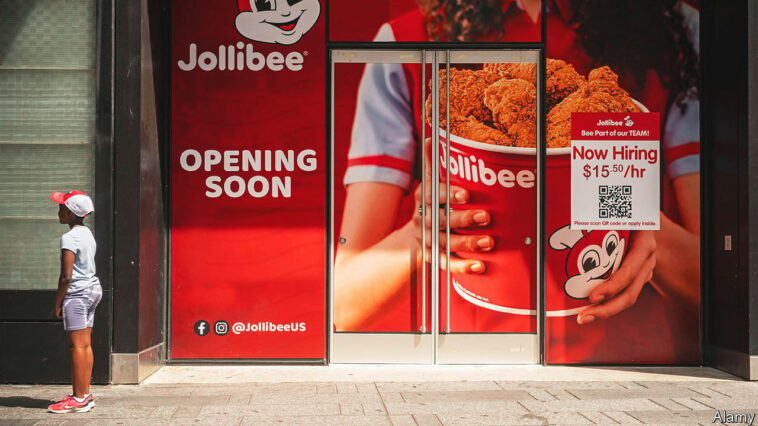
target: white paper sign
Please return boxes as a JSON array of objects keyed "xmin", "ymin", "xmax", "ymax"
[{"xmin": 570, "ymin": 113, "xmax": 661, "ymax": 230}]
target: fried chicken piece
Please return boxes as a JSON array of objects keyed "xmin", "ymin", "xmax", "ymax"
[
  {"xmin": 546, "ymin": 59, "xmax": 586, "ymax": 110},
  {"xmin": 425, "ymin": 68, "xmax": 503, "ymax": 126},
  {"xmin": 547, "ymin": 66, "xmax": 641, "ymax": 148},
  {"xmin": 585, "ymin": 66, "xmax": 640, "ymax": 111},
  {"xmin": 483, "ymin": 78, "xmax": 537, "ymax": 148},
  {"xmin": 485, "ymin": 59, "xmax": 586, "ymax": 110},
  {"xmin": 448, "ymin": 114, "xmax": 512, "ymax": 146},
  {"xmin": 483, "ymin": 63, "xmax": 537, "ymax": 84}
]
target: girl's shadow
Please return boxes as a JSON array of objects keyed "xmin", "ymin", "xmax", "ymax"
[{"xmin": 0, "ymin": 396, "xmax": 52, "ymax": 408}]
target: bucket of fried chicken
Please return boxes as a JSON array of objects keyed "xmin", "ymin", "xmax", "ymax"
[{"xmin": 433, "ymin": 62, "xmax": 642, "ymax": 329}]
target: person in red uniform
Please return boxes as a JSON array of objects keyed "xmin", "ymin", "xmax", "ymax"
[{"xmin": 335, "ymin": 0, "xmax": 699, "ymax": 363}]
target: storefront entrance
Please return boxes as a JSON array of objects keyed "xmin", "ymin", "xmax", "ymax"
[{"xmin": 330, "ymin": 50, "xmax": 541, "ymax": 364}]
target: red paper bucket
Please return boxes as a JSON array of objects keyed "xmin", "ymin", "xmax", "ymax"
[{"xmin": 438, "ymin": 132, "xmax": 631, "ymax": 334}]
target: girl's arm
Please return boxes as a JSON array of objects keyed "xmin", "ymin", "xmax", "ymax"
[{"xmin": 55, "ymin": 250, "xmax": 75, "ymax": 318}]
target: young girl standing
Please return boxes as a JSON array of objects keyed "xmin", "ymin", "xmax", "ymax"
[{"xmin": 47, "ymin": 191, "xmax": 102, "ymax": 414}]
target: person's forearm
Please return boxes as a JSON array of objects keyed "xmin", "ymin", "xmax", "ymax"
[
  {"xmin": 55, "ymin": 274, "xmax": 70, "ymax": 310},
  {"xmin": 651, "ymin": 213, "xmax": 700, "ymax": 312},
  {"xmin": 334, "ymin": 221, "xmax": 418, "ymax": 330}
]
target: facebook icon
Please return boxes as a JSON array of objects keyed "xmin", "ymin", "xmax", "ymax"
[{"xmin": 194, "ymin": 320, "xmax": 210, "ymax": 336}]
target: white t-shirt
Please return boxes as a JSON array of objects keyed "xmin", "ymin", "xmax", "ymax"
[{"xmin": 60, "ymin": 225, "xmax": 100, "ymax": 293}]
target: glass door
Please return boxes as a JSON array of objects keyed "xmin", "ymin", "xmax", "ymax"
[{"xmin": 330, "ymin": 49, "xmax": 541, "ymax": 364}]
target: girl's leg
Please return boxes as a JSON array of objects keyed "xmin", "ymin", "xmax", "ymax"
[
  {"xmin": 85, "ymin": 327, "xmax": 93, "ymax": 395},
  {"xmin": 67, "ymin": 328, "xmax": 92, "ymax": 398}
]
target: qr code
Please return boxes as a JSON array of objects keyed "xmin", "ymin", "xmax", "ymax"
[{"xmin": 598, "ymin": 185, "xmax": 632, "ymax": 219}]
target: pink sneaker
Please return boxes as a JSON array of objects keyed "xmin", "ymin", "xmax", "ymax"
[{"xmin": 48, "ymin": 394, "xmax": 94, "ymax": 414}]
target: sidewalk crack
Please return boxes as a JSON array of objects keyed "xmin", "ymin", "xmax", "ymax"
[
  {"xmin": 601, "ymin": 412, "xmax": 621, "ymax": 424},
  {"xmin": 705, "ymin": 386, "xmax": 732, "ymax": 398},
  {"xmin": 578, "ymin": 412, "xmax": 597, "ymax": 424}
]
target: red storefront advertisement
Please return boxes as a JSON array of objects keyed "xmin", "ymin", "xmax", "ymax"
[
  {"xmin": 171, "ymin": 0, "xmax": 700, "ymax": 364},
  {"xmin": 171, "ymin": 1, "xmax": 326, "ymax": 359}
]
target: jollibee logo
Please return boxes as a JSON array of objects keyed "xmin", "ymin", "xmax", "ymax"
[
  {"xmin": 440, "ymin": 145, "xmax": 535, "ymax": 189},
  {"xmin": 549, "ymin": 226, "xmax": 630, "ymax": 299},
  {"xmin": 177, "ymin": 1, "xmax": 320, "ymax": 72},
  {"xmin": 235, "ymin": 0, "xmax": 321, "ymax": 45}
]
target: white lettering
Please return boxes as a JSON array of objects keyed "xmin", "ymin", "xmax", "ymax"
[
  {"xmin": 297, "ymin": 149, "xmax": 317, "ymax": 171},
  {"xmin": 205, "ymin": 176, "xmax": 222, "ymax": 198},
  {"xmin": 178, "ymin": 43, "xmax": 197, "ymax": 71},
  {"xmin": 180, "ymin": 149, "xmax": 202, "ymax": 171},
  {"xmin": 204, "ymin": 150, "xmax": 221, "ymax": 171},
  {"xmin": 198, "ymin": 51, "xmax": 217, "ymax": 71},
  {"xmin": 224, "ymin": 150, "xmax": 240, "ymax": 171},
  {"xmin": 267, "ymin": 51, "xmax": 284, "ymax": 71},
  {"xmin": 224, "ymin": 176, "xmax": 247, "ymax": 198}
]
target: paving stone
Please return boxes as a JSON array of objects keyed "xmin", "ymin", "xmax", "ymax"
[
  {"xmin": 0, "ymin": 387, "xmax": 43, "ymax": 398},
  {"xmin": 684, "ymin": 385, "xmax": 731, "ymax": 399},
  {"xmin": 618, "ymin": 382, "xmax": 649, "ymax": 390},
  {"xmin": 246, "ymin": 392, "xmax": 381, "ymax": 405},
  {"xmin": 31, "ymin": 420, "xmax": 66, "ymax": 426},
  {"xmin": 356, "ymin": 383, "xmax": 379, "ymax": 394},
  {"xmin": 316, "ymin": 384, "xmax": 337, "ymax": 395},
  {"xmin": 227, "ymin": 394, "xmax": 252, "ymax": 405},
  {"xmin": 384, "ymin": 400, "xmax": 528, "ymax": 416},
  {"xmin": 93, "ymin": 395, "xmax": 230, "ymax": 407},
  {"xmin": 379, "ymin": 392, "xmax": 405, "ymax": 403},
  {"xmin": 339, "ymin": 402, "xmax": 363, "ymax": 415},
  {"xmin": 527, "ymin": 389, "xmax": 557, "ymax": 402},
  {"xmin": 625, "ymin": 410, "xmax": 722, "ymax": 425},
  {"xmin": 377, "ymin": 381, "xmax": 501, "ymax": 392},
  {"xmin": 413, "ymin": 413, "xmax": 443, "ymax": 425},
  {"xmin": 690, "ymin": 396, "xmax": 758, "ymax": 410},
  {"xmin": 670, "ymin": 398, "xmax": 716, "ymax": 410},
  {"xmin": 70, "ymin": 417, "xmax": 244, "ymax": 426},
  {"xmin": 699, "ymin": 382, "xmax": 758, "ymax": 399},
  {"xmin": 389, "ymin": 414, "xmax": 416, "ymax": 426},
  {"xmin": 240, "ymin": 415, "xmax": 392, "ymax": 425},
  {"xmin": 570, "ymin": 388, "xmax": 703, "ymax": 400},
  {"xmin": 170, "ymin": 405, "xmax": 202, "ymax": 418},
  {"xmin": 147, "ymin": 405, "xmax": 178, "ymax": 418},
  {"xmin": 546, "ymin": 389, "xmax": 581, "ymax": 401},
  {"xmin": 648, "ymin": 398, "xmax": 693, "ymax": 410},
  {"xmin": 401, "ymin": 389, "xmax": 532, "ymax": 403},
  {"xmin": 336, "ymin": 384, "xmax": 358, "ymax": 394},
  {"xmin": 602, "ymin": 411, "xmax": 644, "ymax": 424},
  {"xmin": 496, "ymin": 381, "xmax": 626, "ymax": 390},
  {"xmin": 362, "ymin": 402, "xmax": 388, "ymax": 415},
  {"xmin": 167, "ymin": 388, "xmax": 193, "ymax": 396},
  {"xmin": 438, "ymin": 411, "xmax": 592, "ymax": 425},
  {"xmin": 0, "ymin": 396, "xmax": 54, "ymax": 411},
  {"xmin": 579, "ymin": 410, "xmax": 620, "ymax": 424},
  {"xmin": 199, "ymin": 403, "xmax": 340, "ymax": 416},
  {"xmin": 192, "ymin": 383, "xmax": 317, "ymax": 396},
  {"xmin": 1, "ymin": 374, "xmax": 757, "ymax": 425},
  {"xmin": 520, "ymin": 398, "xmax": 664, "ymax": 413}
]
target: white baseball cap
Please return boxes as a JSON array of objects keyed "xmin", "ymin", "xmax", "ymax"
[{"xmin": 51, "ymin": 191, "xmax": 94, "ymax": 217}]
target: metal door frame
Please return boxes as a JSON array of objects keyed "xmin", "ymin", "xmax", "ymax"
[{"xmin": 329, "ymin": 49, "xmax": 543, "ymax": 364}]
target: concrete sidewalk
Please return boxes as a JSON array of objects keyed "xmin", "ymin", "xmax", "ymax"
[{"xmin": 1, "ymin": 366, "xmax": 757, "ymax": 425}]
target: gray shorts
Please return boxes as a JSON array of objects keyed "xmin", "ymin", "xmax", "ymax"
[{"xmin": 62, "ymin": 285, "xmax": 102, "ymax": 331}]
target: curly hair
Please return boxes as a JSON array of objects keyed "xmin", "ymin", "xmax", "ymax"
[
  {"xmin": 418, "ymin": 0, "xmax": 507, "ymax": 42},
  {"xmin": 417, "ymin": 0, "xmax": 699, "ymax": 105}
]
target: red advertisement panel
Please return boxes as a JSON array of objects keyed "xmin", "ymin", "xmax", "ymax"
[
  {"xmin": 332, "ymin": 0, "xmax": 700, "ymax": 364},
  {"xmin": 171, "ymin": 1, "xmax": 326, "ymax": 359}
]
